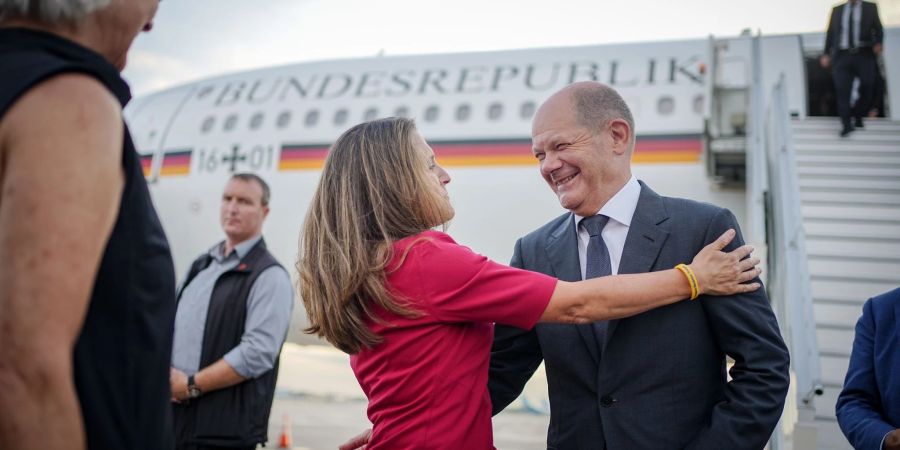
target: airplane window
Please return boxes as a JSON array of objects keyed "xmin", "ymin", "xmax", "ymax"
[
  {"xmin": 394, "ymin": 106, "xmax": 410, "ymax": 118},
  {"xmin": 201, "ymin": 116, "xmax": 215, "ymax": 134},
  {"xmin": 223, "ymin": 114, "xmax": 238, "ymax": 131},
  {"xmin": 657, "ymin": 96, "xmax": 675, "ymax": 116},
  {"xmin": 276, "ymin": 111, "xmax": 292, "ymax": 129},
  {"xmin": 334, "ymin": 109, "xmax": 348, "ymax": 126},
  {"xmin": 693, "ymin": 95, "xmax": 705, "ymax": 114},
  {"xmin": 424, "ymin": 105, "xmax": 439, "ymax": 122},
  {"xmin": 455, "ymin": 104, "xmax": 471, "ymax": 122},
  {"xmin": 364, "ymin": 108, "xmax": 379, "ymax": 121},
  {"xmin": 520, "ymin": 101, "xmax": 536, "ymax": 119},
  {"xmin": 249, "ymin": 112, "xmax": 264, "ymax": 130},
  {"xmin": 305, "ymin": 110, "xmax": 320, "ymax": 127},
  {"xmin": 488, "ymin": 103, "xmax": 503, "ymax": 121}
]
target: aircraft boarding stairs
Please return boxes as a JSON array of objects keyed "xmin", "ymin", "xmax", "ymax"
[{"xmin": 789, "ymin": 117, "xmax": 900, "ymax": 450}]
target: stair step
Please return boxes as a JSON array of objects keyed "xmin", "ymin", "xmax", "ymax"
[
  {"xmin": 814, "ymin": 302, "xmax": 863, "ymax": 329},
  {"xmin": 801, "ymin": 190, "xmax": 900, "ymax": 206},
  {"xmin": 804, "ymin": 219, "xmax": 900, "ymax": 241},
  {"xmin": 808, "ymin": 257, "xmax": 900, "ymax": 283},
  {"xmin": 795, "ymin": 143, "xmax": 900, "ymax": 153},
  {"xmin": 797, "ymin": 165, "xmax": 900, "ymax": 178},
  {"xmin": 791, "ymin": 118, "xmax": 900, "ymax": 131},
  {"xmin": 815, "ymin": 385, "xmax": 842, "ymax": 420},
  {"xmin": 793, "ymin": 125, "xmax": 900, "ymax": 133},
  {"xmin": 802, "ymin": 203, "xmax": 900, "ymax": 223},
  {"xmin": 791, "ymin": 124, "xmax": 900, "ymax": 135},
  {"xmin": 806, "ymin": 237, "xmax": 900, "ymax": 261},
  {"xmin": 797, "ymin": 153, "xmax": 900, "ymax": 167},
  {"xmin": 812, "ymin": 418, "xmax": 853, "ymax": 450},
  {"xmin": 821, "ymin": 354, "xmax": 851, "ymax": 386},
  {"xmin": 793, "ymin": 130, "xmax": 900, "ymax": 142},
  {"xmin": 798, "ymin": 176, "xmax": 900, "ymax": 191},
  {"xmin": 793, "ymin": 117, "xmax": 900, "ymax": 126},
  {"xmin": 811, "ymin": 278, "xmax": 898, "ymax": 304},
  {"xmin": 816, "ymin": 327, "xmax": 853, "ymax": 356}
]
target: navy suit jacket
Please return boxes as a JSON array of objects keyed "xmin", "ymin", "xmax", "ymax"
[
  {"xmin": 836, "ymin": 288, "xmax": 900, "ymax": 450},
  {"xmin": 824, "ymin": 1, "xmax": 884, "ymax": 57},
  {"xmin": 489, "ymin": 182, "xmax": 790, "ymax": 450}
]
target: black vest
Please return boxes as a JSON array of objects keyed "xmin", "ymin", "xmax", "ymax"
[
  {"xmin": 178, "ymin": 238, "xmax": 284, "ymax": 447},
  {"xmin": 0, "ymin": 28, "xmax": 176, "ymax": 450}
]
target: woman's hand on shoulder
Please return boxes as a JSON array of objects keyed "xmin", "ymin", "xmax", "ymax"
[{"xmin": 689, "ymin": 229, "xmax": 762, "ymax": 296}]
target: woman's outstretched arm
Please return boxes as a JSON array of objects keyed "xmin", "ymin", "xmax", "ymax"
[{"xmin": 540, "ymin": 229, "xmax": 760, "ymax": 323}]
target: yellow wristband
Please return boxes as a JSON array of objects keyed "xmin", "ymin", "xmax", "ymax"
[{"xmin": 675, "ymin": 264, "xmax": 700, "ymax": 300}]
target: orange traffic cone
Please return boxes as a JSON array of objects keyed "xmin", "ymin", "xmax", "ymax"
[{"xmin": 278, "ymin": 413, "xmax": 292, "ymax": 448}]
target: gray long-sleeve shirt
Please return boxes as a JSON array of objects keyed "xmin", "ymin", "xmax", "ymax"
[{"xmin": 171, "ymin": 235, "xmax": 294, "ymax": 378}]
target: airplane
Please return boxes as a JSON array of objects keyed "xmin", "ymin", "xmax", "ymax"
[
  {"xmin": 127, "ymin": 25, "xmax": 898, "ymax": 298},
  {"xmin": 125, "ymin": 27, "xmax": 900, "ymax": 449}
]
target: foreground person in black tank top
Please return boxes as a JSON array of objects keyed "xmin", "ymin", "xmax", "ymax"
[{"xmin": 0, "ymin": 1, "xmax": 176, "ymax": 449}]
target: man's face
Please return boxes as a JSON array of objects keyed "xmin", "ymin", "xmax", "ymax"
[
  {"xmin": 220, "ymin": 178, "xmax": 268, "ymax": 243},
  {"xmin": 531, "ymin": 94, "xmax": 617, "ymax": 217}
]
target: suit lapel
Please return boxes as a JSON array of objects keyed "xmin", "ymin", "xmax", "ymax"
[
  {"xmin": 545, "ymin": 214, "xmax": 601, "ymax": 364},
  {"xmin": 603, "ymin": 182, "xmax": 670, "ymax": 354}
]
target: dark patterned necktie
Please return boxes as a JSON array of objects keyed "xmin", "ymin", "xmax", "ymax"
[
  {"xmin": 581, "ymin": 214, "xmax": 612, "ymax": 351},
  {"xmin": 848, "ymin": 3, "xmax": 856, "ymax": 49}
]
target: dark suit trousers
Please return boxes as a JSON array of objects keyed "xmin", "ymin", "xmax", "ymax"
[
  {"xmin": 833, "ymin": 49, "xmax": 877, "ymax": 128},
  {"xmin": 173, "ymin": 403, "xmax": 256, "ymax": 450}
]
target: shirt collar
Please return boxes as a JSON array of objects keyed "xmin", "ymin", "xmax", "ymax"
[
  {"xmin": 574, "ymin": 176, "xmax": 641, "ymax": 230},
  {"xmin": 209, "ymin": 235, "xmax": 262, "ymax": 262}
]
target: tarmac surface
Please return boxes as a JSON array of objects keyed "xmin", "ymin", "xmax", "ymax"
[
  {"xmin": 264, "ymin": 396, "xmax": 550, "ymax": 450},
  {"xmin": 259, "ymin": 343, "xmax": 551, "ymax": 449}
]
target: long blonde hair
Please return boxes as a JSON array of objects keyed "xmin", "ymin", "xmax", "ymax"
[{"xmin": 298, "ymin": 118, "xmax": 449, "ymax": 354}]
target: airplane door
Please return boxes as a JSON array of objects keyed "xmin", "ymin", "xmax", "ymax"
[{"xmin": 124, "ymin": 85, "xmax": 196, "ymax": 183}]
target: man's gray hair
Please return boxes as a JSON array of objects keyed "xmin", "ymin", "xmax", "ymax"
[
  {"xmin": 572, "ymin": 84, "xmax": 635, "ymax": 139},
  {"xmin": 0, "ymin": 0, "xmax": 112, "ymax": 24}
]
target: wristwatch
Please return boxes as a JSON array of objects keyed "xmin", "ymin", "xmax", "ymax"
[{"xmin": 187, "ymin": 374, "xmax": 202, "ymax": 399}]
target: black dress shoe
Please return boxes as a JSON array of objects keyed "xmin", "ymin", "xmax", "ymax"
[
  {"xmin": 840, "ymin": 126, "xmax": 854, "ymax": 137},
  {"xmin": 855, "ymin": 117, "xmax": 864, "ymax": 128}
]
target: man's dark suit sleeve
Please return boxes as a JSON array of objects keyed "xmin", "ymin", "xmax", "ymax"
[
  {"xmin": 872, "ymin": 3, "xmax": 884, "ymax": 45},
  {"xmin": 488, "ymin": 237, "xmax": 545, "ymax": 415},
  {"xmin": 836, "ymin": 299, "xmax": 894, "ymax": 450},
  {"xmin": 684, "ymin": 209, "xmax": 791, "ymax": 450},
  {"xmin": 824, "ymin": 6, "xmax": 838, "ymax": 56}
]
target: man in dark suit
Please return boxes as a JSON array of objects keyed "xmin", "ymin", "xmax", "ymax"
[
  {"xmin": 489, "ymin": 82, "xmax": 791, "ymax": 449},
  {"xmin": 821, "ymin": 0, "xmax": 884, "ymax": 136},
  {"xmin": 836, "ymin": 287, "xmax": 900, "ymax": 450}
]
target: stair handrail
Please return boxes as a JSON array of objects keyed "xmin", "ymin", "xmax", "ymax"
[{"xmin": 765, "ymin": 74, "xmax": 824, "ymax": 418}]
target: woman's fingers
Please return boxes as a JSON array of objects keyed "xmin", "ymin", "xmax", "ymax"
[
  {"xmin": 738, "ymin": 267, "xmax": 762, "ymax": 283},
  {"xmin": 708, "ymin": 229, "xmax": 736, "ymax": 251},
  {"xmin": 728, "ymin": 244, "xmax": 755, "ymax": 261},
  {"xmin": 737, "ymin": 257, "xmax": 761, "ymax": 272}
]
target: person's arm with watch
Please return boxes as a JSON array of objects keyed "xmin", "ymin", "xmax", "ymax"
[{"xmin": 170, "ymin": 360, "xmax": 246, "ymax": 402}]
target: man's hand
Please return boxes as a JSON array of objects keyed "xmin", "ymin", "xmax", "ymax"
[
  {"xmin": 339, "ymin": 428, "xmax": 372, "ymax": 450},
  {"xmin": 170, "ymin": 367, "xmax": 189, "ymax": 402},
  {"xmin": 820, "ymin": 54, "xmax": 831, "ymax": 68},
  {"xmin": 885, "ymin": 429, "xmax": 900, "ymax": 450},
  {"xmin": 874, "ymin": 43, "xmax": 883, "ymax": 55}
]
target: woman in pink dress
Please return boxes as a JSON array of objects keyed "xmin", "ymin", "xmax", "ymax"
[{"xmin": 298, "ymin": 118, "xmax": 759, "ymax": 450}]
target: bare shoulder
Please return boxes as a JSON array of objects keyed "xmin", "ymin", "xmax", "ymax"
[{"xmin": 1, "ymin": 72, "xmax": 122, "ymax": 153}]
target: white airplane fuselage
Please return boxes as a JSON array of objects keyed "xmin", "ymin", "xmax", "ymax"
[{"xmin": 125, "ymin": 28, "xmax": 900, "ymax": 336}]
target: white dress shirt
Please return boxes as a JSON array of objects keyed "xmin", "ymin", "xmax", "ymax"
[
  {"xmin": 574, "ymin": 176, "xmax": 641, "ymax": 279},
  {"xmin": 840, "ymin": 0, "xmax": 862, "ymax": 49}
]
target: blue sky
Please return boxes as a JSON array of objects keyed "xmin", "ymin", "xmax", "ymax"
[{"xmin": 123, "ymin": 0, "xmax": 900, "ymax": 96}]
